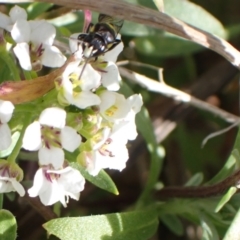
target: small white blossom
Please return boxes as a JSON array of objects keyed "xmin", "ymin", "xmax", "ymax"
[
  {"xmin": 113, "ymin": 94, "xmax": 143, "ymax": 141},
  {"xmin": 0, "ymin": 160, "xmax": 25, "ymax": 196},
  {"xmin": 99, "ymin": 91, "xmax": 131, "ymax": 122},
  {"xmin": 22, "ymin": 107, "xmax": 81, "ymax": 169},
  {"xmin": 11, "ymin": 19, "xmax": 66, "ymax": 70},
  {"xmin": 28, "ymin": 166, "xmax": 85, "ymax": 207},
  {"xmin": 61, "ymin": 60, "xmax": 101, "ymax": 109},
  {"xmin": 0, "ymin": 5, "xmax": 27, "ymax": 32},
  {"xmin": 83, "ymin": 127, "xmax": 129, "ymax": 176},
  {"xmin": 0, "ymin": 100, "xmax": 14, "ymax": 151}
]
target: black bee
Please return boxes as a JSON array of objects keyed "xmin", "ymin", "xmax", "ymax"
[{"xmin": 78, "ymin": 14, "xmax": 124, "ymax": 59}]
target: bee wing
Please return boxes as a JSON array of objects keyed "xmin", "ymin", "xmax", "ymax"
[{"xmin": 98, "ymin": 14, "xmax": 124, "ymax": 35}]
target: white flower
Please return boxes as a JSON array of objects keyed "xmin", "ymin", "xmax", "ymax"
[
  {"xmin": 0, "ymin": 160, "xmax": 25, "ymax": 196},
  {"xmin": 0, "ymin": 100, "xmax": 14, "ymax": 151},
  {"xmin": 83, "ymin": 127, "xmax": 129, "ymax": 176},
  {"xmin": 61, "ymin": 60, "xmax": 101, "ymax": 109},
  {"xmin": 22, "ymin": 107, "xmax": 81, "ymax": 169},
  {"xmin": 113, "ymin": 94, "xmax": 143, "ymax": 141},
  {"xmin": 0, "ymin": 5, "xmax": 27, "ymax": 32},
  {"xmin": 11, "ymin": 19, "xmax": 66, "ymax": 70},
  {"xmin": 28, "ymin": 166, "xmax": 85, "ymax": 207},
  {"xmin": 99, "ymin": 91, "xmax": 131, "ymax": 122}
]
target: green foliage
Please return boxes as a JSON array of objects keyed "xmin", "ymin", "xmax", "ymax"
[
  {"xmin": 133, "ymin": 0, "xmax": 227, "ymax": 57},
  {"xmin": 0, "ymin": 210, "xmax": 17, "ymax": 240},
  {"xmin": 70, "ymin": 162, "xmax": 119, "ymax": 195},
  {"xmin": 43, "ymin": 208, "xmax": 159, "ymax": 240}
]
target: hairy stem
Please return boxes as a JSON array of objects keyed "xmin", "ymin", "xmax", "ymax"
[{"xmin": 155, "ymin": 169, "xmax": 240, "ymax": 199}]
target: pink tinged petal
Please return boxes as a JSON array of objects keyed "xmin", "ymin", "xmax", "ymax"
[
  {"xmin": 13, "ymin": 43, "xmax": 32, "ymax": 71},
  {"xmin": 39, "ymin": 107, "xmax": 66, "ymax": 128},
  {"xmin": 103, "ymin": 40, "xmax": 123, "ymax": 62},
  {"xmin": 69, "ymin": 91, "xmax": 101, "ymax": 109},
  {"xmin": 0, "ymin": 100, "xmax": 14, "ymax": 123},
  {"xmin": 0, "ymin": 13, "xmax": 11, "ymax": 30},
  {"xmin": 28, "ymin": 169, "xmax": 63, "ymax": 206},
  {"xmin": 9, "ymin": 5, "xmax": 27, "ymax": 22},
  {"xmin": 41, "ymin": 45, "xmax": 66, "ymax": 68},
  {"xmin": 30, "ymin": 20, "xmax": 56, "ymax": 45},
  {"xmin": 28, "ymin": 168, "xmax": 49, "ymax": 197},
  {"xmin": 10, "ymin": 179, "xmax": 25, "ymax": 196},
  {"xmin": 0, "ymin": 124, "xmax": 11, "ymax": 151},
  {"xmin": 101, "ymin": 62, "xmax": 121, "ymax": 91},
  {"xmin": 97, "ymin": 144, "xmax": 129, "ymax": 171},
  {"xmin": 22, "ymin": 121, "xmax": 42, "ymax": 151},
  {"xmin": 80, "ymin": 64, "xmax": 101, "ymax": 91},
  {"xmin": 38, "ymin": 147, "xmax": 64, "ymax": 169},
  {"xmin": 11, "ymin": 19, "xmax": 30, "ymax": 43},
  {"xmin": 61, "ymin": 126, "xmax": 81, "ymax": 152}
]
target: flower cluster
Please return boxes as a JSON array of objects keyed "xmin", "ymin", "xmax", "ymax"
[
  {"xmin": 0, "ymin": 5, "xmax": 66, "ymax": 71},
  {"xmin": 0, "ymin": 6, "xmax": 143, "ymax": 207}
]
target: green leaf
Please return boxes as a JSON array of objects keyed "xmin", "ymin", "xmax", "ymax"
[
  {"xmin": 215, "ymin": 187, "xmax": 237, "ymax": 213},
  {"xmin": 223, "ymin": 207, "xmax": 240, "ymax": 240},
  {"xmin": 119, "ymin": 83, "xmax": 164, "ymax": 206},
  {"xmin": 207, "ymin": 153, "xmax": 237, "ymax": 185},
  {"xmin": 70, "ymin": 162, "xmax": 119, "ymax": 195},
  {"xmin": 185, "ymin": 172, "xmax": 204, "ymax": 187},
  {"xmin": 0, "ymin": 210, "xmax": 17, "ymax": 240},
  {"xmin": 43, "ymin": 209, "xmax": 159, "ymax": 240},
  {"xmin": 200, "ymin": 212, "xmax": 219, "ymax": 240},
  {"xmin": 27, "ymin": 2, "xmax": 53, "ymax": 19},
  {"xmin": 164, "ymin": 0, "xmax": 227, "ymax": 38},
  {"xmin": 133, "ymin": 0, "xmax": 227, "ymax": 57},
  {"xmin": 160, "ymin": 214, "xmax": 184, "ymax": 236},
  {"xmin": 134, "ymin": 35, "xmax": 202, "ymax": 57}
]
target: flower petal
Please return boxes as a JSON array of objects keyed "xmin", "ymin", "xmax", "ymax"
[
  {"xmin": 38, "ymin": 147, "xmax": 64, "ymax": 169},
  {"xmin": 22, "ymin": 121, "xmax": 42, "ymax": 151},
  {"xmin": 10, "ymin": 179, "xmax": 25, "ymax": 196},
  {"xmin": 9, "ymin": 5, "xmax": 27, "ymax": 23},
  {"xmin": 61, "ymin": 126, "xmax": 81, "ymax": 152},
  {"xmin": 0, "ymin": 13, "xmax": 11, "ymax": 30},
  {"xmin": 80, "ymin": 64, "xmax": 101, "ymax": 91},
  {"xmin": 101, "ymin": 61, "xmax": 121, "ymax": 91},
  {"xmin": 28, "ymin": 168, "xmax": 48, "ymax": 197},
  {"xmin": 11, "ymin": 19, "xmax": 30, "ymax": 43},
  {"xmin": 30, "ymin": 20, "xmax": 56, "ymax": 45},
  {"xmin": 39, "ymin": 107, "xmax": 66, "ymax": 129},
  {"xmin": 0, "ymin": 124, "xmax": 11, "ymax": 151},
  {"xmin": 0, "ymin": 100, "xmax": 14, "ymax": 123},
  {"xmin": 41, "ymin": 45, "xmax": 66, "ymax": 68},
  {"xmin": 13, "ymin": 43, "xmax": 32, "ymax": 71}
]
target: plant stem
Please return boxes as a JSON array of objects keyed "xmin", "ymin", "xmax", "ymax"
[
  {"xmin": 7, "ymin": 113, "xmax": 32, "ymax": 163},
  {"xmin": 155, "ymin": 169, "xmax": 240, "ymax": 199}
]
